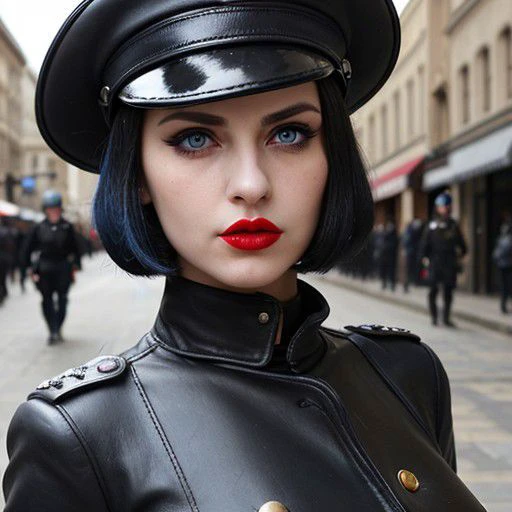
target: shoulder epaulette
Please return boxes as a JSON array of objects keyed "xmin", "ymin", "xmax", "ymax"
[
  {"xmin": 344, "ymin": 324, "xmax": 421, "ymax": 342},
  {"xmin": 28, "ymin": 355, "xmax": 127, "ymax": 403}
]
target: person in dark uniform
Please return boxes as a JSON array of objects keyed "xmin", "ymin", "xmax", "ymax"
[
  {"xmin": 402, "ymin": 218, "xmax": 424, "ymax": 293},
  {"xmin": 492, "ymin": 212, "xmax": 512, "ymax": 314},
  {"xmin": 420, "ymin": 192, "xmax": 467, "ymax": 327},
  {"xmin": 3, "ymin": 1, "xmax": 485, "ymax": 511},
  {"xmin": 0, "ymin": 217, "xmax": 13, "ymax": 304},
  {"xmin": 379, "ymin": 217, "xmax": 399, "ymax": 291},
  {"xmin": 22, "ymin": 190, "xmax": 82, "ymax": 343}
]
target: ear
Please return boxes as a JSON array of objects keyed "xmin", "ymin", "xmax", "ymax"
[{"xmin": 138, "ymin": 177, "xmax": 152, "ymax": 205}]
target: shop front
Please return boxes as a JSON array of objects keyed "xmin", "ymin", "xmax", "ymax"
[{"xmin": 423, "ymin": 122, "xmax": 512, "ymax": 294}]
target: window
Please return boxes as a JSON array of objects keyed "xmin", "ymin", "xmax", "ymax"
[
  {"xmin": 407, "ymin": 79, "xmax": 415, "ymax": 138},
  {"xmin": 417, "ymin": 66, "xmax": 425, "ymax": 133},
  {"xmin": 393, "ymin": 90, "xmax": 401, "ymax": 150},
  {"xmin": 32, "ymin": 155, "xmax": 38, "ymax": 171},
  {"xmin": 478, "ymin": 46, "xmax": 491, "ymax": 113},
  {"xmin": 501, "ymin": 27, "xmax": 512, "ymax": 99},
  {"xmin": 433, "ymin": 85, "xmax": 449, "ymax": 146},
  {"xmin": 381, "ymin": 104, "xmax": 388, "ymax": 157},
  {"xmin": 460, "ymin": 65, "xmax": 470, "ymax": 124}
]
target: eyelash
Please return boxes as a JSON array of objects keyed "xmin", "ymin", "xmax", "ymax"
[{"xmin": 163, "ymin": 124, "xmax": 319, "ymax": 157}]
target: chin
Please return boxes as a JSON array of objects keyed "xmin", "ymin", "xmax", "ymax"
[{"xmin": 202, "ymin": 259, "xmax": 297, "ymax": 293}]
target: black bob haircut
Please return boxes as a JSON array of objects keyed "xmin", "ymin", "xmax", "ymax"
[{"xmin": 93, "ymin": 74, "xmax": 374, "ymax": 276}]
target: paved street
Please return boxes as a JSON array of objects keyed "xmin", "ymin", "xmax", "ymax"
[{"xmin": 1, "ymin": 252, "xmax": 511, "ymax": 510}]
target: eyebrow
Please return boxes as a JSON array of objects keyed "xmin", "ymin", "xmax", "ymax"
[
  {"xmin": 157, "ymin": 102, "xmax": 321, "ymax": 127},
  {"xmin": 158, "ymin": 111, "xmax": 225, "ymax": 126},
  {"xmin": 261, "ymin": 102, "xmax": 321, "ymax": 126}
]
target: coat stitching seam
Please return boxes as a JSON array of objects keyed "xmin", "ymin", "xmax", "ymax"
[
  {"xmin": 345, "ymin": 333, "xmax": 437, "ymax": 445},
  {"xmin": 302, "ymin": 399, "xmax": 404, "ymax": 512},
  {"xmin": 151, "ymin": 330, "xmax": 270, "ymax": 366},
  {"xmin": 420, "ymin": 343, "xmax": 444, "ymax": 450},
  {"xmin": 55, "ymin": 404, "xmax": 113, "ymax": 512},
  {"xmin": 130, "ymin": 365, "xmax": 199, "ymax": 512},
  {"xmin": 125, "ymin": 337, "xmax": 157, "ymax": 363},
  {"xmin": 215, "ymin": 363, "xmax": 405, "ymax": 512}
]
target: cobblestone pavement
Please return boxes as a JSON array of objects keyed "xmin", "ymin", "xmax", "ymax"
[{"xmin": 1, "ymin": 252, "xmax": 511, "ymax": 510}]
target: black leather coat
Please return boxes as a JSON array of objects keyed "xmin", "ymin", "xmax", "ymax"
[{"xmin": 3, "ymin": 278, "xmax": 485, "ymax": 511}]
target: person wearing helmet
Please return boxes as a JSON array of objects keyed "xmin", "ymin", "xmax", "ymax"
[
  {"xmin": 3, "ymin": 1, "xmax": 484, "ymax": 511},
  {"xmin": 419, "ymin": 191, "xmax": 467, "ymax": 327},
  {"xmin": 20, "ymin": 190, "xmax": 82, "ymax": 344}
]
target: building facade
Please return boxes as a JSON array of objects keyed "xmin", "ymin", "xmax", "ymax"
[
  {"xmin": 0, "ymin": 17, "xmax": 98, "ymax": 228},
  {"xmin": 424, "ymin": 0, "xmax": 512, "ymax": 293},
  {"xmin": 353, "ymin": 0, "xmax": 512, "ymax": 294},
  {"xmin": 0, "ymin": 18, "xmax": 24, "ymax": 203},
  {"xmin": 20, "ymin": 68, "xmax": 69, "ymax": 212}
]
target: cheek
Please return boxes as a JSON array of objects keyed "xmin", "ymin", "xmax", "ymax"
[
  {"xmin": 277, "ymin": 148, "xmax": 328, "ymax": 222},
  {"xmin": 141, "ymin": 147, "xmax": 218, "ymax": 243}
]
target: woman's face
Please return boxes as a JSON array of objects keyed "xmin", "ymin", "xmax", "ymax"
[{"xmin": 141, "ymin": 82, "xmax": 328, "ymax": 296}]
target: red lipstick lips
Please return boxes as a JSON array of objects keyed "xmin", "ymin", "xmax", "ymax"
[{"xmin": 220, "ymin": 218, "xmax": 283, "ymax": 251}]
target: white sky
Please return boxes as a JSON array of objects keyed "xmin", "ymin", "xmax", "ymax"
[{"xmin": 0, "ymin": 0, "xmax": 411, "ymax": 73}]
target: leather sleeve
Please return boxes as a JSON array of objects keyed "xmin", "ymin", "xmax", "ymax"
[
  {"xmin": 3, "ymin": 399, "xmax": 109, "ymax": 512},
  {"xmin": 422, "ymin": 343, "xmax": 457, "ymax": 472}
]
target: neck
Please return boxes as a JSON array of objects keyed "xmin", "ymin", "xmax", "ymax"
[{"xmin": 179, "ymin": 265, "xmax": 299, "ymax": 302}]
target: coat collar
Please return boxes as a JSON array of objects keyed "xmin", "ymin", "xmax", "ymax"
[{"xmin": 151, "ymin": 277, "xmax": 329, "ymax": 373}]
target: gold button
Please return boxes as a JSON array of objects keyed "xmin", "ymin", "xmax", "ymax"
[
  {"xmin": 258, "ymin": 501, "xmax": 289, "ymax": 512},
  {"xmin": 258, "ymin": 312, "xmax": 270, "ymax": 324},
  {"xmin": 398, "ymin": 469, "xmax": 420, "ymax": 492}
]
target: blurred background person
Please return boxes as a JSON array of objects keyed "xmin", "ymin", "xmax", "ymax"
[
  {"xmin": 402, "ymin": 218, "xmax": 424, "ymax": 293},
  {"xmin": 372, "ymin": 224, "xmax": 384, "ymax": 284},
  {"xmin": 379, "ymin": 217, "xmax": 399, "ymax": 291},
  {"xmin": 0, "ymin": 217, "xmax": 14, "ymax": 304},
  {"xmin": 492, "ymin": 211, "xmax": 512, "ymax": 314},
  {"xmin": 21, "ymin": 190, "xmax": 82, "ymax": 344},
  {"xmin": 420, "ymin": 191, "xmax": 467, "ymax": 327}
]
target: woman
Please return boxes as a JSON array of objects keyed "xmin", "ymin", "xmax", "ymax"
[{"xmin": 3, "ymin": 1, "xmax": 485, "ymax": 510}]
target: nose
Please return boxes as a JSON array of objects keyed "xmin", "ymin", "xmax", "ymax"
[{"xmin": 226, "ymin": 151, "xmax": 271, "ymax": 206}]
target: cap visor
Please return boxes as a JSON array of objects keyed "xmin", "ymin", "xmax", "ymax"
[{"xmin": 119, "ymin": 46, "xmax": 334, "ymax": 107}]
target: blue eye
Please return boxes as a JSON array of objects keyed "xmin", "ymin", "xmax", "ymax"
[
  {"xmin": 182, "ymin": 133, "xmax": 210, "ymax": 150},
  {"xmin": 269, "ymin": 125, "xmax": 317, "ymax": 147},
  {"xmin": 276, "ymin": 128, "xmax": 301, "ymax": 144}
]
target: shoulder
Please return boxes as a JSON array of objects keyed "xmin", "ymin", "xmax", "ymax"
[
  {"xmin": 343, "ymin": 323, "xmax": 421, "ymax": 342},
  {"xmin": 28, "ymin": 335, "xmax": 154, "ymax": 405},
  {"xmin": 5, "ymin": 384, "xmax": 111, "ymax": 510},
  {"xmin": 324, "ymin": 323, "xmax": 446, "ymax": 440},
  {"xmin": 322, "ymin": 323, "xmax": 428, "ymax": 375},
  {"xmin": 29, "ymin": 355, "xmax": 127, "ymax": 404}
]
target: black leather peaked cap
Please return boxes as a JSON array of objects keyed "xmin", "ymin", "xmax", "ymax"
[{"xmin": 36, "ymin": 0, "xmax": 401, "ymax": 173}]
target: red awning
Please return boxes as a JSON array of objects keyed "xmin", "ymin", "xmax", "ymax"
[
  {"xmin": 371, "ymin": 156, "xmax": 424, "ymax": 201},
  {"xmin": 371, "ymin": 156, "xmax": 424, "ymax": 188}
]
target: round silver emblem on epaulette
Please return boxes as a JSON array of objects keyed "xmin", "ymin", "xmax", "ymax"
[{"xmin": 97, "ymin": 358, "xmax": 120, "ymax": 373}]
